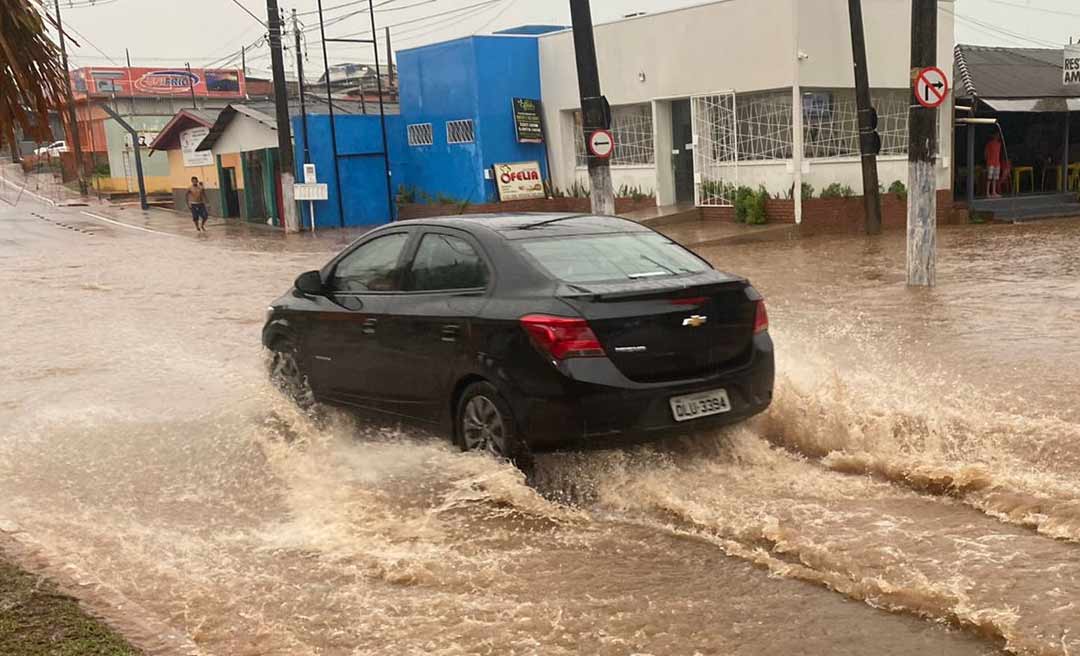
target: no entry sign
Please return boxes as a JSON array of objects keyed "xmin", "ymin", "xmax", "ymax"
[
  {"xmin": 588, "ymin": 129, "xmax": 615, "ymax": 159},
  {"xmin": 914, "ymin": 66, "xmax": 949, "ymax": 109}
]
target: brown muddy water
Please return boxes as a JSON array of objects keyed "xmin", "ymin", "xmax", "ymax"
[{"xmin": 1, "ymin": 203, "xmax": 1078, "ymax": 655}]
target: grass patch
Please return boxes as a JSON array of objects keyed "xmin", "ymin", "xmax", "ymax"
[{"xmin": 0, "ymin": 557, "xmax": 140, "ymax": 655}]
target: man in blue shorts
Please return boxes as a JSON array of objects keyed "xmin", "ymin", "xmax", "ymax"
[{"xmin": 187, "ymin": 177, "xmax": 209, "ymax": 232}]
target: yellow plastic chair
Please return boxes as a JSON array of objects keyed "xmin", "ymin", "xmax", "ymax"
[{"xmin": 1012, "ymin": 166, "xmax": 1034, "ymax": 194}]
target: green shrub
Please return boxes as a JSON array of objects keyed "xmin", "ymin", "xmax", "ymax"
[
  {"xmin": 888, "ymin": 179, "xmax": 907, "ymax": 200},
  {"xmin": 820, "ymin": 182, "xmax": 855, "ymax": 198},
  {"xmin": 733, "ymin": 185, "xmax": 755, "ymax": 223},
  {"xmin": 747, "ymin": 186, "xmax": 769, "ymax": 225},
  {"xmin": 788, "ymin": 182, "xmax": 815, "ymax": 200}
]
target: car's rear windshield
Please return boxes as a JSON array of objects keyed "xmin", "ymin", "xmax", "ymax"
[{"xmin": 517, "ymin": 232, "xmax": 710, "ymax": 284}]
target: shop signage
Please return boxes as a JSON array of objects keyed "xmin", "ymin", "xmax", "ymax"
[
  {"xmin": 512, "ymin": 98, "xmax": 544, "ymax": 144},
  {"xmin": 1065, "ymin": 45, "xmax": 1080, "ymax": 86},
  {"xmin": 72, "ymin": 66, "xmax": 245, "ymax": 99},
  {"xmin": 587, "ymin": 129, "xmax": 615, "ymax": 159},
  {"xmin": 180, "ymin": 126, "xmax": 213, "ymax": 167},
  {"xmin": 493, "ymin": 161, "xmax": 545, "ymax": 201},
  {"xmin": 294, "ymin": 183, "xmax": 329, "ymax": 201},
  {"xmin": 914, "ymin": 66, "xmax": 949, "ymax": 109}
]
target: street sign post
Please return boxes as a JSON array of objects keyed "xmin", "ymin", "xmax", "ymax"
[
  {"xmin": 914, "ymin": 66, "xmax": 949, "ymax": 109},
  {"xmin": 587, "ymin": 129, "xmax": 615, "ymax": 160},
  {"xmin": 294, "ymin": 182, "xmax": 328, "ymax": 233}
]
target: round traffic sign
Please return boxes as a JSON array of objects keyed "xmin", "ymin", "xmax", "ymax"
[
  {"xmin": 914, "ymin": 66, "xmax": 949, "ymax": 109},
  {"xmin": 587, "ymin": 129, "xmax": 615, "ymax": 159}
]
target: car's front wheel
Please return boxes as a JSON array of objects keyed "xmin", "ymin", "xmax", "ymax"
[
  {"xmin": 268, "ymin": 340, "xmax": 316, "ymax": 411},
  {"xmin": 456, "ymin": 382, "xmax": 533, "ymax": 472}
]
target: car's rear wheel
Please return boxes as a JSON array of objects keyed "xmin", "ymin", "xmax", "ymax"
[
  {"xmin": 268, "ymin": 339, "xmax": 316, "ymax": 411},
  {"xmin": 456, "ymin": 382, "xmax": 533, "ymax": 472}
]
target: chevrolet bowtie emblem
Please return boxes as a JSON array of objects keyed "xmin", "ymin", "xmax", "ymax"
[{"xmin": 682, "ymin": 315, "xmax": 708, "ymax": 328}]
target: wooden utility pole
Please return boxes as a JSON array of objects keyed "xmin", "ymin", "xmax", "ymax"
[
  {"xmin": 569, "ymin": 0, "xmax": 615, "ymax": 215},
  {"xmin": 265, "ymin": 0, "xmax": 299, "ymax": 232},
  {"xmin": 847, "ymin": 0, "xmax": 882, "ymax": 234},
  {"xmin": 54, "ymin": 0, "xmax": 87, "ymax": 196},
  {"xmin": 907, "ymin": 0, "xmax": 937, "ymax": 286}
]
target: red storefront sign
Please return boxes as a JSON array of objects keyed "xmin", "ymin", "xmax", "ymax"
[{"xmin": 71, "ymin": 67, "xmax": 246, "ymax": 99}]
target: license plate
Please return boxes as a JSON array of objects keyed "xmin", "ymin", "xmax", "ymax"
[{"xmin": 670, "ymin": 389, "xmax": 732, "ymax": 422}]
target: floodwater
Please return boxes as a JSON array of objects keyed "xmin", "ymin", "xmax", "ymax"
[{"xmin": 2, "ymin": 195, "xmax": 1079, "ymax": 655}]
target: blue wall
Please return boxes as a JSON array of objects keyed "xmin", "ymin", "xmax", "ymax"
[
  {"xmin": 293, "ymin": 113, "xmax": 406, "ymax": 228},
  {"xmin": 398, "ymin": 35, "xmax": 548, "ymax": 204}
]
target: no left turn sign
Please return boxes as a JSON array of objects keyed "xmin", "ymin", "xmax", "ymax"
[
  {"xmin": 588, "ymin": 129, "xmax": 615, "ymax": 159},
  {"xmin": 914, "ymin": 66, "xmax": 949, "ymax": 109}
]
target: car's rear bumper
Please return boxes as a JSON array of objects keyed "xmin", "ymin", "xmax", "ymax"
[{"xmin": 509, "ymin": 334, "xmax": 775, "ymax": 451}]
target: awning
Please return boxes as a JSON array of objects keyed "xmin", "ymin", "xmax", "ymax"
[{"xmin": 980, "ymin": 97, "xmax": 1080, "ymax": 113}]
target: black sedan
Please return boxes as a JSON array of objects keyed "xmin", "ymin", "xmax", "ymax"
[{"xmin": 263, "ymin": 214, "xmax": 774, "ymax": 466}]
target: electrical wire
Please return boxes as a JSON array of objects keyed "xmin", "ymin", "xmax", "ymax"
[
  {"xmin": 980, "ymin": 0, "xmax": 1080, "ymax": 20},
  {"xmin": 941, "ymin": 5, "xmax": 1059, "ymax": 47},
  {"xmin": 227, "ymin": 0, "xmax": 268, "ymax": 27}
]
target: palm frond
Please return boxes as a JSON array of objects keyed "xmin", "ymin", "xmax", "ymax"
[{"xmin": 0, "ymin": 0, "xmax": 68, "ymax": 148}]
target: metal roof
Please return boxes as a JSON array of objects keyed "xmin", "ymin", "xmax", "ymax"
[
  {"xmin": 954, "ymin": 44, "xmax": 1079, "ymax": 102},
  {"xmin": 147, "ymin": 108, "xmax": 219, "ymax": 152}
]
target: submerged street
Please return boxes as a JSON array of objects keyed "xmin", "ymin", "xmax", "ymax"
[{"xmin": 2, "ymin": 192, "xmax": 1079, "ymax": 656}]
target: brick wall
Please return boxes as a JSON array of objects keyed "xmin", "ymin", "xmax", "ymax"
[
  {"xmin": 398, "ymin": 196, "xmax": 656, "ymax": 220},
  {"xmin": 700, "ymin": 191, "xmax": 967, "ymax": 232}
]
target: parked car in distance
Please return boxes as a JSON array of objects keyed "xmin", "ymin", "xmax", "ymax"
[
  {"xmin": 263, "ymin": 214, "xmax": 774, "ymax": 466},
  {"xmin": 34, "ymin": 141, "xmax": 68, "ymax": 157}
]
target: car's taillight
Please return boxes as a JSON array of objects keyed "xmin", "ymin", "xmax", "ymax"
[
  {"xmin": 753, "ymin": 299, "xmax": 769, "ymax": 334},
  {"xmin": 520, "ymin": 315, "xmax": 606, "ymax": 360}
]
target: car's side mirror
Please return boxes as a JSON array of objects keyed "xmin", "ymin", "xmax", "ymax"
[{"xmin": 294, "ymin": 270, "xmax": 325, "ymax": 296}]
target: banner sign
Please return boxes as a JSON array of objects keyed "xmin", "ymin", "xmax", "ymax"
[
  {"xmin": 512, "ymin": 98, "xmax": 544, "ymax": 144},
  {"xmin": 493, "ymin": 161, "xmax": 545, "ymax": 201},
  {"xmin": 72, "ymin": 67, "xmax": 246, "ymax": 99},
  {"xmin": 180, "ymin": 127, "xmax": 214, "ymax": 167},
  {"xmin": 1065, "ymin": 45, "xmax": 1080, "ymax": 86}
]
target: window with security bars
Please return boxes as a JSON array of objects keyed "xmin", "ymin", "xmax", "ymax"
[
  {"xmin": 734, "ymin": 90, "xmax": 793, "ymax": 161},
  {"xmin": 407, "ymin": 123, "xmax": 433, "ymax": 147},
  {"xmin": 446, "ymin": 119, "xmax": 475, "ymax": 145},
  {"xmin": 802, "ymin": 89, "xmax": 910, "ymax": 159},
  {"xmin": 573, "ymin": 104, "xmax": 654, "ymax": 167}
]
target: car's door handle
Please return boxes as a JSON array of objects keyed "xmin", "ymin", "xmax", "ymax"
[
  {"xmin": 362, "ymin": 318, "xmax": 378, "ymax": 335},
  {"xmin": 441, "ymin": 324, "xmax": 461, "ymax": 342}
]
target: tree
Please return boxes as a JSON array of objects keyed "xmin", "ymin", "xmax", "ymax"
[{"xmin": 0, "ymin": 1, "xmax": 67, "ymax": 150}]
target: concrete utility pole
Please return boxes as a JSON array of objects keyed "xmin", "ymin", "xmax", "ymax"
[
  {"xmin": 265, "ymin": 0, "xmax": 300, "ymax": 232},
  {"xmin": 569, "ymin": 0, "xmax": 615, "ymax": 216},
  {"xmin": 847, "ymin": 0, "xmax": 882, "ymax": 234},
  {"xmin": 907, "ymin": 0, "xmax": 938, "ymax": 286},
  {"xmin": 790, "ymin": 0, "xmax": 804, "ymax": 225},
  {"xmin": 54, "ymin": 0, "xmax": 88, "ymax": 196},
  {"xmin": 293, "ymin": 9, "xmax": 311, "ymax": 166},
  {"xmin": 385, "ymin": 27, "xmax": 394, "ymax": 98}
]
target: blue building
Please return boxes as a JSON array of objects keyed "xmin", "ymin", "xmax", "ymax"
[
  {"xmin": 397, "ymin": 32, "xmax": 554, "ymax": 205},
  {"xmin": 294, "ymin": 27, "xmax": 563, "ymax": 228}
]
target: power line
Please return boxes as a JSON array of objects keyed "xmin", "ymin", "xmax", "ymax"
[
  {"xmin": 981, "ymin": 0, "xmax": 1080, "ymax": 19},
  {"xmin": 942, "ymin": 6, "xmax": 1059, "ymax": 47},
  {"xmin": 227, "ymin": 0, "xmax": 268, "ymax": 27},
  {"xmin": 333, "ymin": 0, "xmax": 506, "ymax": 39}
]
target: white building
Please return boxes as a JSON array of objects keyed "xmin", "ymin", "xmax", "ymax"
[{"xmin": 538, "ymin": 0, "xmax": 955, "ymax": 213}]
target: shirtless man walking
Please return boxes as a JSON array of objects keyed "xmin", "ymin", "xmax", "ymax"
[{"xmin": 187, "ymin": 177, "xmax": 209, "ymax": 232}]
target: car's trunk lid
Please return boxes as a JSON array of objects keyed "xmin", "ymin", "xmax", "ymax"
[{"xmin": 557, "ymin": 272, "xmax": 757, "ymax": 383}]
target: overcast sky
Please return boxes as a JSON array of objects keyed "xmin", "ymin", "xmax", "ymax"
[{"xmin": 57, "ymin": 0, "xmax": 1080, "ymax": 76}]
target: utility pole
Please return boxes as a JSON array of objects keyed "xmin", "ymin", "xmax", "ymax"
[
  {"xmin": 293, "ymin": 9, "xmax": 310, "ymax": 165},
  {"xmin": 185, "ymin": 62, "xmax": 197, "ymax": 109},
  {"xmin": 54, "ymin": 0, "xmax": 87, "ymax": 196},
  {"xmin": 568, "ymin": 0, "xmax": 615, "ymax": 215},
  {"xmin": 367, "ymin": 0, "xmax": 395, "ymax": 223},
  {"xmin": 385, "ymin": 27, "xmax": 395, "ymax": 100},
  {"xmin": 907, "ymin": 0, "xmax": 938, "ymax": 286},
  {"xmin": 848, "ymin": 0, "xmax": 882, "ymax": 234},
  {"xmin": 265, "ymin": 0, "xmax": 299, "ymax": 232}
]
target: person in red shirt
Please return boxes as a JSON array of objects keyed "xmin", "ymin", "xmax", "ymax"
[{"xmin": 985, "ymin": 132, "xmax": 1003, "ymax": 197}]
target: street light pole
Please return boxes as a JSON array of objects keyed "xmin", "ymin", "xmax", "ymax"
[
  {"xmin": 569, "ymin": 0, "xmax": 615, "ymax": 216},
  {"xmin": 265, "ymin": 0, "xmax": 299, "ymax": 232},
  {"xmin": 53, "ymin": 0, "xmax": 88, "ymax": 196},
  {"xmin": 848, "ymin": 0, "xmax": 883, "ymax": 234},
  {"xmin": 907, "ymin": 0, "xmax": 938, "ymax": 286}
]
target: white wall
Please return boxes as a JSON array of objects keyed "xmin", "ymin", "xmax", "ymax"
[
  {"xmin": 539, "ymin": 0, "xmax": 957, "ymax": 200},
  {"xmin": 211, "ymin": 115, "xmax": 278, "ymax": 156}
]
